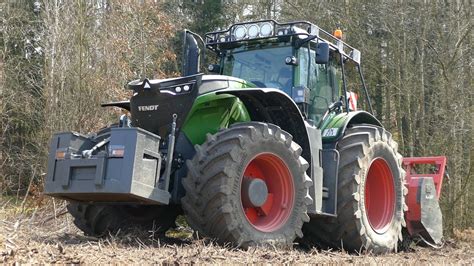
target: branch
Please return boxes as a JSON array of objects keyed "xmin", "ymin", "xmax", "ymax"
[
  {"xmin": 447, "ymin": 23, "xmax": 473, "ymax": 67},
  {"xmin": 423, "ymin": 39, "xmax": 450, "ymax": 82}
]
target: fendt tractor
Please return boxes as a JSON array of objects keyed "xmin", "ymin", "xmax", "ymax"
[{"xmin": 44, "ymin": 20, "xmax": 447, "ymax": 253}]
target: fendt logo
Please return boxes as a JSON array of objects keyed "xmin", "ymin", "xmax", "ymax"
[{"xmin": 138, "ymin": 105, "xmax": 159, "ymax": 111}]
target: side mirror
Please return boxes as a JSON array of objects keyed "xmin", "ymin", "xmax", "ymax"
[{"xmin": 315, "ymin": 42, "xmax": 329, "ymax": 64}]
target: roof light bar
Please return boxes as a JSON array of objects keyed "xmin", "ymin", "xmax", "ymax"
[
  {"xmin": 260, "ymin": 22, "xmax": 273, "ymax": 36},
  {"xmin": 206, "ymin": 20, "xmax": 318, "ymax": 46},
  {"xmin": 205, "ymin": 20, "xmax": 361, "ymax": 64},
  {"xmin": 248, "ymin": 24, "xmax": 259, "ymax": 38},
  {"xmin": 234, "ymin": 25, "xmax": 246, "ymax": 40}
]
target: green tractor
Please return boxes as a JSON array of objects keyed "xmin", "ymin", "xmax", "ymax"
[{"xmin": 44, "ymin": 20, "xmax": 446, "ymax": 253}]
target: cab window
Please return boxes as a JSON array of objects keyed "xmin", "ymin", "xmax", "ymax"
[{"xmin": 297, "ymin": 46, "xmax": 342, "ymax": 124}]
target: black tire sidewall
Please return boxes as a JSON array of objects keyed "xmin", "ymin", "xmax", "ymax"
[
  {"xmin": 67, "ymin": 203, "xmax": 177, "ymax": 236},
  {"xmin": 358, "ymin": 141, "xmax": 404, "ymax": 248}
]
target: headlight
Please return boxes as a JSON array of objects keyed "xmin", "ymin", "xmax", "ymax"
[
  {"xmin": 248, "ymin": 24, "xmax": 260, "ymax": 38},
  {"xmin": 277, "ymin": 28, "xmax": 289, "ymax": 36},
  {"xmin": 234, "ymin": 25, "xmax": 247, "ymax": 40},
  {"xmin": 260, "ymin": 22, "xmax": 273, "ymax": 36},
  {"xmin": 218, "ymin": 34, "xmax": 226, "ymax": 42}
]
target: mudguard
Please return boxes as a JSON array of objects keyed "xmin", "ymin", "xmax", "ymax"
[
  {"xmin": 320, "ymin": 111, "xmax": 382, "ymax": 143},
  {"xmin": 216, "ymin": 88, "xmax": 311, "ymax": 160}
]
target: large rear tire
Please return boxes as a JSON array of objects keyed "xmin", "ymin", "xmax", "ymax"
[
  {"xmin": 181, "ymin": 122, "xmax": 313, "ymax": 248},
  {"xmin": 303, "ymin": 124, "xmax": 406, "ymax": 253},
  {"xmin": 67, "ymin": 203, "xmax": 179, "ymax": 236}
]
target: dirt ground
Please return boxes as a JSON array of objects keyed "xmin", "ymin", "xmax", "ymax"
[{"xmin": 1, "ymin": 199, "xmax": 473, "ymax": 264}]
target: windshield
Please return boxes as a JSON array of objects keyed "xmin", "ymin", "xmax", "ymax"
[{"xmin": 221, "ymin": 43, "xmax": 293, "ymax": 95}]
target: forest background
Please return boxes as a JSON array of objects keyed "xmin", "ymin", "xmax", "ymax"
[{"xmin": 1, "ymin": 0, "xmax": 472, "ymax": 235}]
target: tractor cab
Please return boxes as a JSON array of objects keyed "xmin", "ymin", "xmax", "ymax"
[{"xmin": 205, "ymin": 20, "xmax": 363, "ymax": 125}]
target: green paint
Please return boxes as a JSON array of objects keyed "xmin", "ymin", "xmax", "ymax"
[
  {"xmin": 319, "ymin": 111, "xmax": 382, "ymax": 143},
  {"xmin": 320, "ymin": 112, "xmax": 349, "ymax": 142},
  {"xmin": 181, "ymin": 78, "xmax": 252, "ymax": 145}
]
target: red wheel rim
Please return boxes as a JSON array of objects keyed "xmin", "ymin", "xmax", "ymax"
[
  {"xmin": 241, "ymin": 153, "xmax": 294, "ymax": 232},
  {"xmin": 365, "ymin": 158, "xmax": 395, "ymax": 233}
]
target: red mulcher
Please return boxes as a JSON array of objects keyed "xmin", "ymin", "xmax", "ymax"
[{"xmin": 403, "ymin": 156, "xmax": 447, "ymax": 246}]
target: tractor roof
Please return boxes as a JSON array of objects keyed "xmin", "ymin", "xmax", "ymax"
[{"xmin": 205, "ymin": 20, "xmax": 361, "ymax": 64}]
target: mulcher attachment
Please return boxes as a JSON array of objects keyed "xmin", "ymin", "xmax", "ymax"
[{"xmin": 403, "ymin": 156, "xmax": 447, "ymax": 246}]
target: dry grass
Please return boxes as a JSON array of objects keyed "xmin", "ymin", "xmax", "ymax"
[{"xmin": 1, "ymin": 197, "xmax": 473, "ymax": 264}]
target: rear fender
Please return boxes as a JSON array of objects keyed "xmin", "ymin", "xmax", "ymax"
[{"xmin": 320, "ymin": 111, "xmax": 382, "ymax": 143}]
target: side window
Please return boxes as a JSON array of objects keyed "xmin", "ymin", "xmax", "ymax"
[
  {"xmin": 296, "ymin": 47, "xmax": 317, "ymax": 89},
  {"xmin": 307, "ymin": 49, "xmax": 343, "ymax": 124},
  {"xmin": 296, "ymin": 48, "xmax": 309, "ymax": 87},
  {"xmin": 344, "ymin": 60, "xmax": 368, "ymax": 112},
  {"xmin": 328, "ymin": 55, "xmax": 342, "ymax": 102}
]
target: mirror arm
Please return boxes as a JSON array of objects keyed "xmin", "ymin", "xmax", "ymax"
[{"xmin": 295, "ymin": 35, "xmax": 318, "ymax": 49}]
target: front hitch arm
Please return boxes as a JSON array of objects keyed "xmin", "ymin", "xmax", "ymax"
[{"xmin": 162, "ymin": 114, "xmax": 178, "ymax": 191}]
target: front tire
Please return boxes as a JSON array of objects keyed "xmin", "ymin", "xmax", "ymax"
[
  {"xmin": 181, "ymin": 122, "xmax": 313, "ymax": 248},
  {"xmin": 303, "ymin": 124, "xmax": 406, "ymax": 253},
  {"xmin": 67, "ymin": 203, "xmax": 179, "ymax": 236}
]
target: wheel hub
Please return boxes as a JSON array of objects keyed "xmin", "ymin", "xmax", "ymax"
[
  {"xmin": 242, "ymin": 177, "xmax": 268, "ymax": 207},
  {"xmin": 240, "ymin": 153, "xmax": 294, "ymax": 232}
]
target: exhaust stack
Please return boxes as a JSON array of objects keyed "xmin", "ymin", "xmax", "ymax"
[{"xmin": 182, "ymin": 30, "xmax": 201, "ymax": 76}]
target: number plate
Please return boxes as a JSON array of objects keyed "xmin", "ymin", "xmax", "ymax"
[{"xmin": 322, "ymin": 128, "xmax": 339, "ymax": 137}]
